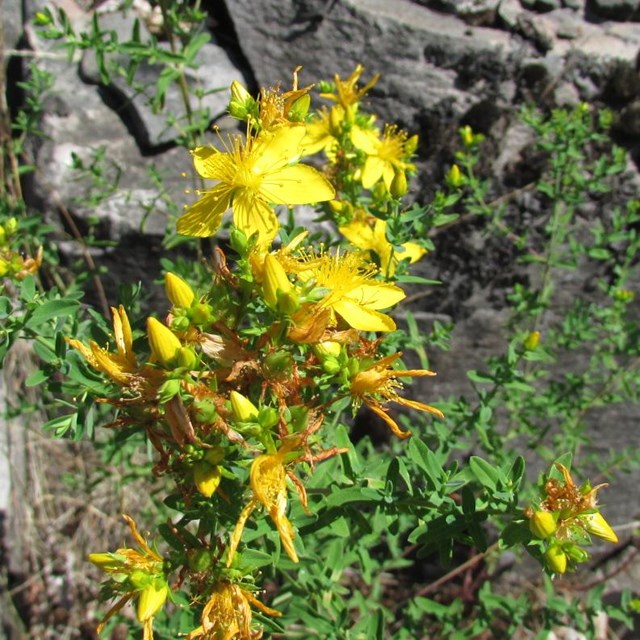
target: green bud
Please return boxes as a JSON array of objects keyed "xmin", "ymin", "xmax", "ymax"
[
  {"xmin": 157, "ymin": 378, "xmax": 181, "ymax": 403},
  {"xmin": 322, "ymin": 357, "xmax": 342, "ymax": 375},
  {"xmin": 564, "ymin": 543, "xmax": 590, "ymax": 563},
  {"xmin": 177, "ymin": 346, "xmax": 197, "ymax": 370},
  {"xmin": 263, "ymin": 350, "xmax": 294, "ymax": 376},
  {"xmin": 5, "ymin": 218, "xmax": 17, "ymax": 235},
  {"xmin": 171, "ymin": 315, "xmax": 191, "ymax": 332},
  {"xmin": 204, "ymin": 446, "xmax": 225, "ymax": 465},
  {"xmin": 190, "ymin": 303, "xmax": 213, "ymax": 325},
  {"xmin": 188, "ymin": 549, "xmax": 213, "ymax": 573},
  {"xmin": 258, "ymin": 407, "xmax": 279, "ymax": 429},
  {"xmin": 289, "ymin": 94, "xmax": 311, "ymax": 121},
  {"xmin": 194, "ymin": 399, "xmax": 218, "ymax": 423},
  {"xmin": 229, "ymin": 227, "xmax": 249, "ymax": 255},
  {"xmin": 129, "ymin": 569, "xmax": 152, "ymax": 591}
]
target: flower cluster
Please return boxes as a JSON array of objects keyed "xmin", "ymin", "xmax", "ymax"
[
  {"xmin": 76, "ymin": 66, "xmax": 442, "ymax": 639},
  {"xmin": 526, "ymin": 463, "xmax": 618, "ymax": 574}
]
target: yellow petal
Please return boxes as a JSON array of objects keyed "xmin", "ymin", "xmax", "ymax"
[
  {"xmin": 347, "ymin": 282, "xmax": 406, "ymax": 310},
  {"xmin": 339, "ymin": 220, "xmax": 375, "ymax": 250},
  {"xmin": 333, "ymin": 298, "xmax": 396, "ymax": 332},
  {"xmin": 191, "ymin": 146, "xmax": 228, "ymax": 180},
  {"xmin": 351, "ymin": 126, "xmax": 379, "ymax": 155},
  {"xmin": 260, "ymin": 164, "xmax": 335, "ymax": 205},
  {"xmin": 582, "ymin": 512, "xmax": 618, "ymax": 544},
  {"xmin": 399, "ymin": 242, "xmax": 427, "ymax": 264},
  {"xmin": 177, "ymin": 186, "xmax": 232, "ymax": 237},
  {"xmin": 361, "ymin": 156, "xmax": 386, "ymax": 189},
  {"xmin": 232, "ymin": 191, "xmax": 279, "ymax": 245},
  {"xmin": 252, "ymin": 126, "xmax": 306, "ymax": 173}
]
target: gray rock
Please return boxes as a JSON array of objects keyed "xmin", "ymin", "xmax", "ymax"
[
  {"xmin": 427, "ymin": 0, "xmax": 501, "ymax": 26},
  {"xmin": 520, "ymin": 0, "xmax": 561, "ymax": 12},
  {"xmin": 78, "ymin": 7, "xmax": 243, "ymax": 149},
  {"xmin": 588, "ymin": 0, "xmax": 640, "ymax": 20}
]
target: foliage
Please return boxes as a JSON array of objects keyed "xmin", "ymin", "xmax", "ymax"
[{"xmin": 2, "ymin": 6, "xmax": 639, "ymax": 639}]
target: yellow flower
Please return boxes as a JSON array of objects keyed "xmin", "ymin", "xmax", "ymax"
[
  {"xmin": 350, "ymin": 353, "xmax": 443, "ymax": 439},
  {"xmin": 227, "ymin": 446, "xmax": 301, "ymax": 564},
  {"xmin": 339, "ymin": 218, "xmax": 426, "ymax": 277},
  {"xmin": 296, "ymin": 250, "xmax": 406, "ymax": 332},
  {"xmin": 320, "ymin": 64, "xmax": 380, "ymax": 113},
  {"xmin": 194, "ymin": 461, "xmax": 222, "ymax": 498},
  {"xmin": 301, "ymin": 105, "xmax": 344, "ymax": 158},
  {"xmin": 186, "ymin": 581, "xmax": 280, "ymax": 640},
  {"xmin": 351, "ymin": 124, "xmax": 416, "ymax": 191},
  {"xmin": 177, "ymin": 126, "xmax": 335, "ymax": 244},
  {"xmin": 67, "ymin": 305, "xmax": 138, "ymax": 386}
]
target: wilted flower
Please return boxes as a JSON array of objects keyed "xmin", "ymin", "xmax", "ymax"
[
  {"xmin": 320, "ymin": 64, "xmax": 379, "ymax": 114},
  {"xmin": 350, "ymin": 353, "xmax": 443, "ymax": 439},
  {"xmin": 186, "ymin": 581, "xmax": 280, "ymax": 640},
  {"xmin": 89, "ymin": 515, "xmax": 169, "ymax": 640}
]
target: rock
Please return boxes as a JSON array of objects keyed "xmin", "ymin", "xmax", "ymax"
[
  {"xmin": 78, "ymin": 7, "xmax": 243, "ymax": 149},
  {"xmin": 520, "ymin": 0, "xmax": 561, "ymax": 12},
  {"xmin": 588, "ymin": 0, "xmax": 640, "ymax": 20},
  {"xmin": 426, "ymin": 0, "xmax": 501, "ymax": 26},
  {"xmin": 616, "ymin": 98, "xmax": 640, "ymax": 135},
  {"xmin": 516, "ymin": 13, "xmax": 556, "ymax": 51}
]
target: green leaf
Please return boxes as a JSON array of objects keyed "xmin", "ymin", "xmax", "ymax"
[
  {"xmin": 469, "ymin": 456, "xmax": 500, "ymax": 490},
  {"xmin": 25, "ymin": 298, "xmax": 80, "ymax": 329},
  {"xmin": 407, "ymin": 438, "xmax": 443, "ymax": 489},
  {"xmin": 25, "ymin": 369, "xmax": 48, "ymax": 387}
]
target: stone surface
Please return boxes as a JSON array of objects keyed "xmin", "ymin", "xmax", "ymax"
[{"xmin": 588, "ymin": 0, "xmax": 640, "ymax": 20}]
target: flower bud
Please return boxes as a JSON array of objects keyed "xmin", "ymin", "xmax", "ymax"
[
  {"xmin": 88, "ymin": 553, "xmax": 121, "ymax": 570},
  {"xmin": 460, "ymin": 125, "xmax": 474, "ymax": 148},
  {"xmin": 314, "ymin": 341, "xmax": 342, "ymax": 359},
  {"xmin": 544, "ymin": 545, "xmax": 567, "ymax": 574},
  {"xmin": 390, "ymin": 170, "xmax": 408, "ymax": 198},
  {"xmin": 229, "ymin": 81, "xmax": 257, "ymax": 120},
  {"xmin": 176, "ymin": 346, "xmax": 197, "ymax": 370},
  {"xmin": 322, "ymin": 358, "xmax": 341, "ymax": 375},
  {"xmin": 188, "ymin": 549, "xmax": 213, "ymax": 572},
  {"xmin": 524, "ymin": 331, "xmax": 540, "ymax": 351},
  {"xmin": 193, "ymin": 461, "xmax": 222, "ymax": 498},
  {"xmin": 582, "ymin": 511, "xmax": 618, "ymax": 544},
  {"xmin": 289, "ymin": 94, "xmax": 311, "ymax": 121},
  {"xmin": 405, "ymin": 134, "xmax": 419, "ymax": 156},
  {"xmin": 529, "ymin": 511, "xmax": 557, "ymax": 539},
  {"xmin": 263, "ymin": 350, "xmax": 294, "ymax": 376},
  {"xmin": 137, "ymin": 581, "xmax": 169, "ymax": 622},
  {"xmin": 5, "ymin": 218, "xmax": 17, "ymax": 235},
  {"xmin": 190, "ymin": 303, "xmax": 213, "ymax": 325},
  {"xmin": 204, "ymin": 446, "xmax": 225, "ymax": 465},
  {"xmin": 330, "ymin": 106, "xmax": 343, "ymax": 132},
  {"xmin": 165, "ymin": 273, "xmax": 195, "ymax": 309},
  {"xmin": 229, "ymin": 390, "xmax": 259, "ymax": 422},
  {"xmin": 147, "ymin": 317, "xmax": 182, "ymax": 366},
  {"xmin": 263, "ymin": 254, "xmax": 297, "ymax": 313},
  {"xmin": 446, "ymin": 164, "xmax": 463, "ymax": 188}
]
